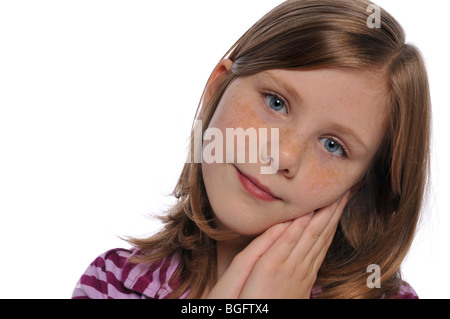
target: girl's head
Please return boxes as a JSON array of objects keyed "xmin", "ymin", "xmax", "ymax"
[
  {"xmin": 197, "ymin": 0, "xmax": 429, "ymax": 235},
  {"xmin": 134, "ymin": 0, "xmax": 430, "ymax": 298}
]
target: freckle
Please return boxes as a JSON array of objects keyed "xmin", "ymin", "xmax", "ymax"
[
  {"xmin": 224, "ymin": 101, "xmax": 265, "ymax": 129},
  {"xmin": 308, "ymin": 157, "xmax": 343, "ymax": 191},
  {"xmin": 280, "ymin": 127, "xmax": 300, "ymax": 151}
]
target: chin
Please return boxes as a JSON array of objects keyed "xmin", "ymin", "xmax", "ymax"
[{"xmin": 212, "ymin": 206, "xmax": 286, "ymax": 238}]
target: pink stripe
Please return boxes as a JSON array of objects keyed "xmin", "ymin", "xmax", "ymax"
[
  {"xmin": 144, "ymin": 263, "xmax": 162, "ymax": 297},
  {"xmin": 105, "ymin": 249, "xmax": 130, "ymax": 267},
  {"xmin": 80, "ymin": 274, "xmax": 108, "ymax": 294},
  {"xmin": 72, "ymin": 248, "xmax": 185, "ymax": 299},
  {"xmin": 132, "ymin": 259, "xmax": 163, "ymax": 293},
  {"xmin": 155, "ymin": 257, "xmax": 170, "ymax": 298},
  {"xmin": 158, "ymin": 257, "xmax": 170, "ymax": 285},
  {"xmin": 73, "ymin": 284, "xmax": 106, "ymax": 299},
  {"xmin": 105, "ymin": 270, "xmax": 129, "ymax": 295},
  {"xmin": 121, "ymin": 257, "xmax": 138, "ymax": 283}
]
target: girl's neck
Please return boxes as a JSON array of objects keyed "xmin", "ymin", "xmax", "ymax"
[{"xmin": 216, "ymin": 235, "xmax": 254, "ymax": 280}]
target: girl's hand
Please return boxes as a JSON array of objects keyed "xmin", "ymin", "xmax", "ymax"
[{"xmin": 207, "ymin": 191, "xmax": 351, "ymax": 299}]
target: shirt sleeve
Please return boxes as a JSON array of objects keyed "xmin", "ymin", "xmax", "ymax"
[
  {"xmin": 71, "ymin": 248, "xmax": 133, "ymax": 299},
  {"xmin": 394, "ymin": 281, "xmax": 419, "ymax": 299}
]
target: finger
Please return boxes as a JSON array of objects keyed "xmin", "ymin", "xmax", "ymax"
[
  {"xmin": 299, "ymin": 190, "xmax": 350, "ymax": 271},
  {"xmin": 310, "ymin": 218, "xmax": 340, "ymax": 277},
  {"xmin": 207, "ymin": 221, "xmax": 291, "ymax": 298},
  {"xmin": 256, "ymin": 211, "xmax": 314, "ymax": 265},
  {"xmin": 300, "ymin": 223, "xmax": 339, "ymax": 294},
  {"xmin": 288, "ymin": 190, "xmax": 350, "ymax": 266}
]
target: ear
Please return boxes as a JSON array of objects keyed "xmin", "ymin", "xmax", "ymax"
[{"xmin": 204, "ymin": 59, "xmax": 233, "ymax": 102}]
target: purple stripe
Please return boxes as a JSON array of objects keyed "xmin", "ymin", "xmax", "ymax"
[
  {"xmin": 104, "ymin": 249, "xmax": 130, "ymax": 268},
  {"xmin": 155, "ymin": 257, "xmax": 171, "ymax": 298},
  {"xmin": 105, "ymin": 270, "xmax": 129, "ymax": 295},
  {"xmin": 72, "ymin": 248, "xmax": 185, "ymax": 299},
  {"xmin": 91, "ymin": 255, "xmax": 106, "ymax": 268},
  {"xmin": 121, "ymin": 257, "xmax": 137, "ymax": 283},
  {"xmin": 158, "ymin": 257, "xmax": 170, "ymax": 285},
  {"xmin": 80, "ymin": 274, "xmax": 108, "ymax": 294},
  {"xmin": 132, "ymin": 259, "xmax": 163, "ymax": 293}
]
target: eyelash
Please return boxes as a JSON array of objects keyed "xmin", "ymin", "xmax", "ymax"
[
  {"xmin": 320, "ymin": 137, "xmax": 349, "ymax": 159},
  {"xmin": 262, "ymin": 90, "xmax": 289, "ymax": 115}
]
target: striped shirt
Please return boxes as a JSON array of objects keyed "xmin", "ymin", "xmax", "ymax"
[
  {"xmin": 72, "ymin": 248, "xmax": 186, "ymax": 299},
  {"xmin": 72, "ymin": 248, "xmax": 419, "ymax": 299}
]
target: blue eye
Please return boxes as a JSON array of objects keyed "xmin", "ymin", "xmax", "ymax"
[
  {"xmin": 320, "ymin": 138, "xmax": 345, "ymax": 156},
  {"xmin": 264, "ymin": 93, "xmax": 287, "ymax": 114}
]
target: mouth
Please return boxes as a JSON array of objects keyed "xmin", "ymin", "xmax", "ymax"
[{"xmin": 234, "ymin": 166, "xmax": 281, "ymax": 202}]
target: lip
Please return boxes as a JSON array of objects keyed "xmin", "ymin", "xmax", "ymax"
[{"xmin": 234, "ymin": 166, "xmax": 281, "ymax": 202}]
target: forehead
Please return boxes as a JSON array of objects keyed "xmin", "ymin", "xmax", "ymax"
[{"xmin": 258, "ymin": 67, "xmax": 388, "ymax": 106}]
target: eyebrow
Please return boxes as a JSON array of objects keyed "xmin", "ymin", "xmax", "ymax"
[
  {"xmin": 260, "ymin": 72, "xmax": 303, "ymax": 105},
  {"xmin": 329, "ymin": 123, "xmax": 369, "ymax": 153}
]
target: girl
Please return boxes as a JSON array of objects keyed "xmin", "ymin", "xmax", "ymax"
[{"xmin": 73, "ymin": 0, "xmax": 430, "ymax": 299}]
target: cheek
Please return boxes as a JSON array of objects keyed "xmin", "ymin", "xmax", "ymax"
[
  {"xmin": 210, "ymin": 92, "xmax": 266, "ymax": 130},
  {"xmin": 307, "ymin": 159, "xmax": 343, "ymax": 192},
  {"xmin": 301, "ymin": 154, "xmax": 359, "ymax": 207}
]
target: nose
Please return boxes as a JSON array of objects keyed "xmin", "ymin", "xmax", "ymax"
[
  {"xmin": 276, "ymin": 128, "xmax": 306, "ymax": 178},
  {"xmin": 276, "ymin": 144, "xmax": 303, "ymax": 178},
  {"xmin": 260, "ymin": 128, "xmax": 304, "ymax": 178}
]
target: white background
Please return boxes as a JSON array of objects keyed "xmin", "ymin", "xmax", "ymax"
[{"xmin": 0, "ymin": 0, "xmax": 448, "ymax": 298}]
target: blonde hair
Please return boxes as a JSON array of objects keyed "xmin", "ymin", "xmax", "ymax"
[{"xmin": 128, "ymin": 0, "xmax": 431, "ymax": 298}]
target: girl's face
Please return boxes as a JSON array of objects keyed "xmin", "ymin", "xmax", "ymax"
[{"xmin": 202, "ymin": 62, "xmax": 387, "ymax": 237}]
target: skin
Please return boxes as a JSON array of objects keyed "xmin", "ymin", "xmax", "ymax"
[{"xmin": 201, "ymin": 59, "xmax": 388, "ymax": 298}]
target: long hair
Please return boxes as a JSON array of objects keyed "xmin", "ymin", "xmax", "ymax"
[{"xmin": 128, "ymin": 0, "xmax": 431, "ymax": 299}]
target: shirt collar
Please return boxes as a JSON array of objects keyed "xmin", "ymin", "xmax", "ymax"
[{"xmin": 122, "ymin": 250, "xmax": 183, "ymax": 298}]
